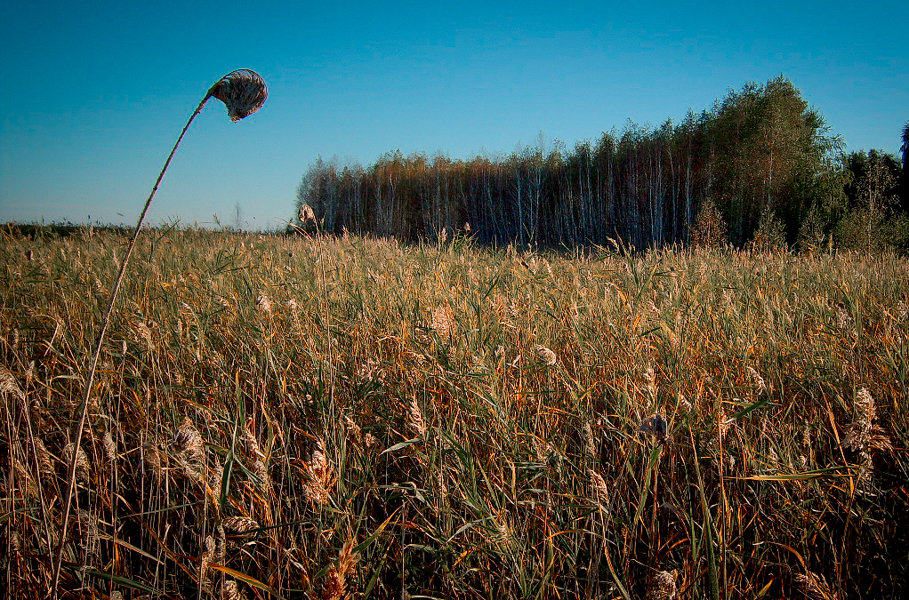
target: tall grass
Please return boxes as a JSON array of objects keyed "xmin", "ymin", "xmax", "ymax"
[{"xmin": 1, "ymin": 226, "xmax": 907, "ymax": 598}]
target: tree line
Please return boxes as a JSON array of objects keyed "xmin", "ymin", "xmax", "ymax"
[{"xmin": 296, "ymin": 76, "xmax": 909, "ymax": 253}]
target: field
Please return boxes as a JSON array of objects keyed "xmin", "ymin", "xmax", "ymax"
[{"xmin": 2, "ymin": 226, "xmax": 908, "ymax": 599}]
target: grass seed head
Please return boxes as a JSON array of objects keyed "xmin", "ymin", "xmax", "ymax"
[
  {"xmin": 0, "ymin": 366, "xmax": 24, "ymax": 400},
  {"xmin": 222, "ymin": 516, "xmax": 259, "ymax": 534},
  {"xmin": 209, "ymin": 69, "xmax": 268, "ymax": 122},
  {"xmin": 535, "ymin": 345, "xmax": 557, "ymax": 366},
  {"xmin": 63, "ymin": 442, "xmax": 91, "ymax": 486},
  {"xmin": 33, "ymin": 435, "xmax": 54, "ymax": 480},
  {"xmin": 646, "ymin": 569, "xmax": 678, "ymax": 600},
  {"xmin": 343, "ymin": 415, "xmax": 362, "ymax": 443},
  {"xmin": 304, "ymin": 440, "xmax": 333, "ymax": 506},
  {"xmin": 645, "ymin": 367, "xmax": 657, "ymax": 398},
  {"xmin": 589, "ymin": 469, "xmax": 609, "ymax": 510},
  {"xmin": 222, "ymin": 579, "xmax": 246, "ymax": 600},
  {"xmin": 845, "ymin": 388, "xmax": 878, "ymax": 451},
  {"xmin": 256, "ymin": 293, "xmax": 272, "ymax": 315},
  {"xmin": 143, "ymin": 438, "xmax": 167, "ymax": 479},
  {"xmin": 172, "ymin": 417, "xmax": 206, "ymax": 484},
  {"xmin": 321, "ymin": 539, "xmax": 358, "ymax": 600},
  {"xmin": 431, "ymin": 305, "xmax": 455, "ymax": 339},
  {"xmin": 582, "ymin": 422, "xmax": 598, "ymax": 458},
  {"xmin": 406, "ymin": 397, "xmax": 427, "ymax": 437},
  {"xmin": 746, "ymin": 366, "xmax": 767, "ymax": 394},
  {"xmin": 103, "ymin": 431, "xmax": 117, "ymax": 464},
  {"xmin": 8, "ymin": 458, "xmax": 37, "ymax": 498},
  {"xmin": 244, "ymin": 420, "xmax": 271, "ymax": 491},
  {"xmin": 795, "ymin": 571, "xmax": 841, "ymax": 600}
]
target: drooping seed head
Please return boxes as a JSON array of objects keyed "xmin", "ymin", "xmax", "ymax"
[
  {"xmin": 589, "ymin": 469, "xmax": 609, "ymax": 509},
  {"xmin": 534, "ymin": 345, "xmax": 557, "ymax": 366},
  {"xmin": 209, "ymin": 69, "xmax": 268, "ymax": 122},
  {"xmin": 646, "ymin": 569, "xmax": 679, "ymax": 600}
]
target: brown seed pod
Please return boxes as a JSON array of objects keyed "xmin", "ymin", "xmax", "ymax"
[{"xmin": 209, "ymin": 69, "xmax": 268, "ymax": 122}]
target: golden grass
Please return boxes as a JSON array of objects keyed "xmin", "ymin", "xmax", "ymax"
[{"xmin": 1, "ymin": 226, "xmax": 907, "ymax": 598}]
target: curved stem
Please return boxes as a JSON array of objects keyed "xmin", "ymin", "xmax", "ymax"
[{"xmin": 50, "ymin": 92, "xmax": 212, "ymax": 597}]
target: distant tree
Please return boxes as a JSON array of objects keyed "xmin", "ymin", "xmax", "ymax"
[
  {"xmin": 749, "ymin": 208, "xmax": 788, "ymax": 253},
  {"xmin": 232, "ymin": 202, "xmax": 244, "ymax": 232},
  {"xmin": 842, "ymin": 150, "xmax": 901, "ymax": 211},
  {"xmin": 293, "ymin": 77, "xmax": 850, "ymax": 252},
  {"xmin": 690, "ymin": 199, "xmax": 728, "ymax": 249},
  {"xmin": 837, "ymin": 150, "xmax": 900, "ymax": 252},
  {"xmin": 704, "ymin": 76, "xmax": 841, "ymax": 245},
  {"xmin": 900, "ymin": 121, "xmax": 909, "ymax": 211}
]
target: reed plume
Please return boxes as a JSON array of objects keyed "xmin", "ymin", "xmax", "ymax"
[
  {"xmin": 321, "ymin": 539, "xmax": 358, "ymax": 600},
  {"xmin": 52, "ymin": 69, "xmax": 267, "ymax": 597},
  {"xmin": 534, "ymin": 345, "xmax": 557, "ymax": 366},
  {"xmin": 646, "ymin": 570, "xmax": 678, "ymax": 600},
  {"xmin": 209, "ymin": 69, "xmax": 268, "ymax": 122}
]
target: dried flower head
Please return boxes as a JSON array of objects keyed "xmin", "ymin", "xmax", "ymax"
[
  {"xmin": 897, "ymin": 299, "xmax": 908, "ymax": 322},
  {"xmin": 844, "ymin": 388, "xmax": 878, "ymax": 452},
  {"xmin": 9, "ymin": 458, "xmax": 37, "ymax": 498},
  {"xmin": 34, "ymin": 436, "xmax": 54, "ymax": 480},
  {"xmin": 718, "ymin": 408, "xmax": 733, "ymax": 441},
  {"xmin": 746, "ymin": 366, "xmax": 767, "ymax": 394},
  {"xmin": 143, "ymin": 438, "xmax": 167, "ymax": 479},
  {"xmin": 244, "ymin": 420, "xmax": 271, "ymax": 492},
  {"xmin": 103, "ymin": 431, "xmax": 117, "ymax": 464},
  {"xmin": 589, "ymin": 469, "xmax": 609, "ymax": 509},
  {"xmin": 795, "ymin": 571, "xmax": 841, "ymax": 600},
  {"xmin": 343, "ymin": 415, "xmax": 362, "ymax": 443},
  {"xmin": 0, "ymin": 366, "xmax": 24, "ymax": 400},
  {"xmin": 496, "ymin": 516, "xmax": 512, "ymax": 546},
  {"xmin": 321, "ymin": 539, "xmax": 358, "ymax": 600},
  {"xmin": 644, "ymin": 367, "xmax": 657, "ymax": 398},
  {"xmin": 209, "ymin": 69, "xmax": 268, "ymax": 122},
  {"xmin": 221, "ymin": 579, "xmax": 246, "ymax": 600},
  {"xmin": 842, "ymin": 388, "xmax": 892, "ymax": 493},
  {"xmin": 256, "ymin": 294, "xmax": 272, "ymax": 315},
  {"xmin": 406, "ymin": 397, "xmax": 427, "ymax": 437},
  {"xmin": 201, "ymin": 534, "xmax": 216, "ymax": 587},
  {"xmin": 131, "ymin": 319, "xmax": 156, "ymax": 351},
  {"xmin": 298, "ymin": 203, "xmax": 317, "ymax": 223},
  {"xmin": 678, "ymin": 395, "xmax": 693, "ymax": 413},
  {"xmin": 172, "ymin": 417, "xmax": 206, "ymax": 484},
  {"xmin": 535, "ymin": 345, "xmax": 557, "ymax": 366},
  {"xmin": 63, "ymin": 442, "xmax": 91, "ymax": 485},
  {"xmin": 431, "ymin": 305, "xmax": 455, "ymax": 339},
  {"xmin": 582, "ymin": 422, "xmax": 598, "ymax": 458},
  {"xmin": 222, "ymin": 516, "xmax": 259, "ymax": 535},
  {"xmin": 77, "ymin": 509, "xmax": 101, "ymax": 565},
  {"xmin": 304, "ymin": 440, "xmax": 334, "ymax": 506},
  {"xmin": 646, "ymin": 569, "xmax": 678, "ymax": 600}
]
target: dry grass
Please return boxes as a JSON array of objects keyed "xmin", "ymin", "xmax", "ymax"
[{"xmin": 1, "ymin": 226, "xmax": 907, "ymax": 598}]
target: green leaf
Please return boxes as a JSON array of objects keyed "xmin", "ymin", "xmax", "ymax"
[
  {"xmin": 731, "ymin": 397, "xmax": 771, "ymax": 421},
  {"xmin": 381, "ymin": 438, "xmax": 421, "ymax": 454},
  {"xmin": 208, "ymin": 564, "xmax": 278, "ymax": 596},
  {"xmin": 78, "ymin": 568, "xmax": 159, "ymax": 594}
]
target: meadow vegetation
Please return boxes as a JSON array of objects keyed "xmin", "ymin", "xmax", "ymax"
[{"xmin": 2, "ymin": 226, "xmax": 908, "ymax": 598}]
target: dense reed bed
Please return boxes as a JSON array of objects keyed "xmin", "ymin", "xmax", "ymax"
[{"xmin": 1, "ymin": 226, "xmax": 907, "ymax": 599}]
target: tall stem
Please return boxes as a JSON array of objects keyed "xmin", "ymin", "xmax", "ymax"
[{"xmin": 50, "ymin": 92, "xmax": 212, "ymax": 598}]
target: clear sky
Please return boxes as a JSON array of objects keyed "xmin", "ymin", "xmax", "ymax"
[{"xmin": 1, "ymin": 1, "xmax": 907, "ymax": 230}]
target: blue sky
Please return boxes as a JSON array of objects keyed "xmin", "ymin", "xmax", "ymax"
[{"xmin": 1, "ymin": 1, "xmax": 907, "ymax": 229}]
